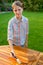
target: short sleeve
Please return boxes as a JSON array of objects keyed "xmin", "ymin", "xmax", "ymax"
[{"xmin": 7, "ymin": 21, "xmax": 14, "ymax": 40}]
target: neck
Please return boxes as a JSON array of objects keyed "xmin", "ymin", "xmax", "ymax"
[{"xmin": 16, "ymin": 16, "xmax": 22, "ymax": 20}]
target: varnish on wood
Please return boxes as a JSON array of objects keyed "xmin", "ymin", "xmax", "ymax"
[{"xmin": 0, "ymin": 45, "xmax": 43, "ymax": 65}]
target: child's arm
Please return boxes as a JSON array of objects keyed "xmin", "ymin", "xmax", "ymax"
[
  {"xmin": 24, "ymin": 34, "xmax": 28, "ymax": 48},
  {"xmin": 24, "ymin": 18, "xmax": 28, "ymax": 48},
  {"xmin": 8, "ymin": 40, "xmax": 15, "ymax": 54},
  {"xmin": 8, "ymin": 40, "xmax": 21, "ymax": 64}
]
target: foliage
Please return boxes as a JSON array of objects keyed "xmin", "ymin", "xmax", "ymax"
[
  {"xmin": 0, "ymin": 0, "xmax": 43, "ymax": 11},
  {"xmin": 20, "ymin": 0, "xmax": 43, "ymax": 11}
]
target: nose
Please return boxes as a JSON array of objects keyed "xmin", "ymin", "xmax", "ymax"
[{"xmin": 16, "ymin": 10, "xmax": 20, "ymax": 14}]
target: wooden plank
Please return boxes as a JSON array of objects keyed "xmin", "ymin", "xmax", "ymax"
[{"xmin": 0, "ymin": 45, "xmax": 43, "ymax": 65}]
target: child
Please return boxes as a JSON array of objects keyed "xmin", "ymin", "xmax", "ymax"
[{"xmin": 7, "ymin": 1, "xmax": 28, "ymax": 63}]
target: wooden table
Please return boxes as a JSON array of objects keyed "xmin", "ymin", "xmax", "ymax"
[{"xmin": 0, "ymin": 45, "xmax": 43, "ymax": 65}]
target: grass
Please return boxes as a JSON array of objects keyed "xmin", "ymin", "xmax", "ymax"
[{"xmin": 0, "ymin": 11, "xmax": 43, "ymax": 52}]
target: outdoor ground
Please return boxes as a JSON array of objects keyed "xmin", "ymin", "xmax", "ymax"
[{"xmin": 0, "ymin": 11, "xmax": 43, "ymax": 52}]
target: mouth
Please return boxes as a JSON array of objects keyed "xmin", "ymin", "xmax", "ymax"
[{"xmin": 16, "ymin": 14, "xmax": 20, "ymax": 16}]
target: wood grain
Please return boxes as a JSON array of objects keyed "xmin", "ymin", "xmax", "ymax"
[{"xmin": 0, "ymin": 45, "xmax": 43, "ymax": 65}]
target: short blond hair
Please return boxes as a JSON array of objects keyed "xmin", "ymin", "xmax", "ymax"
[{"xmin": 12, "ymin": 1, "xmax": 23, "ymax": 9}]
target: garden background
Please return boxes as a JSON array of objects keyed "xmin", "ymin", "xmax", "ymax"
[{"xmin": 0, "ymin": 0, "xmax": 43, "ymax": 52}]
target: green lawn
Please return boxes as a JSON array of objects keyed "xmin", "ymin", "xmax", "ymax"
[{"xmin": 0, "ymin": 11, "xmax": 43, "ymax": 52}]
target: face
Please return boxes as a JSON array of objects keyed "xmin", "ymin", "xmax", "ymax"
[{"xmin": 13, "ymin": 5, "xmax": 23, "ymax": 19}]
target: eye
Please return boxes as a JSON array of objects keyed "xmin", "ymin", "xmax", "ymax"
[
  {"xmin": 18, "ymin": 9, "xmax": 21, "ymax": 11},
  {"xmin": 14, "ymin": 10, "xmax": 17, "ymax": 12}
]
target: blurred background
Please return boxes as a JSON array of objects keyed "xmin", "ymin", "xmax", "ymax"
[
  {"xmin": 0, "ymin": 0, "xmax": 43, "ymax": 52},
  {"xmin": 0, "ymin": 0, "xmax": 43, "ymax": 11}
]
